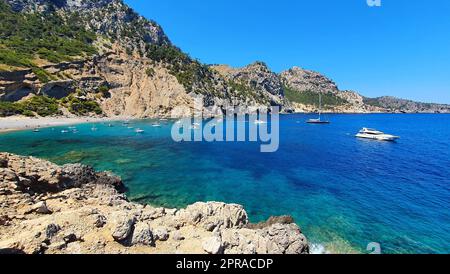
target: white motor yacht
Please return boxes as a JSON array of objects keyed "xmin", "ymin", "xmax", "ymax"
[{"xmin": 356, "ymin": 128, "xmax": 400, "ymax": 141}]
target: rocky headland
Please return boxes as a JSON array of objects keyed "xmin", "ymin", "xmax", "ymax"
[
  {"xmin": 0, "ymin": 152, "xmax": 309, "ymax": 254},
  {"xmin": 1, "ymin": 0, "xmax": 449, "ymax": 121}
]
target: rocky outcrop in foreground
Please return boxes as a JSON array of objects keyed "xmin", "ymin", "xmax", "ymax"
[{"xmin": 0, "ymin": 153, "xmax": 309, "ymax": 254}]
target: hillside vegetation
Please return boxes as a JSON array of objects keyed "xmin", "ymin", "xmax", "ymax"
[
  {"xmin": 0, "ymin": 96, "xmax": 60, "ymax": 117},
  {"xmin": 284, "ymin": 85, "xmax": 347, "ymax": 107},
  {"xmin": 0, "ymin": 0, "xmax": 97, "ymax": 72},
  {"xmin": 147, "ymin": 44, "xmax": 217, "ymax": 94},
  {"xmin": 0, "ymin": 94, "xmax": 102, "ymax": 117},
  {"xmin": 1, "ymin": 0, "xmax": 448, "ymax": 116}
]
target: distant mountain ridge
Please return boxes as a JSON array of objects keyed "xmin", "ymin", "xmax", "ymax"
[
  {"xmin": 279, "ymin": 66, "xmax": 450, "ymax": 113},
  {"xmin": 1, "ymin": 0, "xmax": 449, "ymax": 118},
  {"xmin": 363, "ymin": 96, "xmax": 450, "ymax": 113}
]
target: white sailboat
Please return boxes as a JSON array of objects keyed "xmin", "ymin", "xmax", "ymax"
[{"xmin": 307, "ymin": 93, "xmax": 330, "ymax": 124}]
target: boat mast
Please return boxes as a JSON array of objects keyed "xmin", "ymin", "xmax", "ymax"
[{"xmin": 319, "ymin": 92, "xmax": 322, "ymax": 119}]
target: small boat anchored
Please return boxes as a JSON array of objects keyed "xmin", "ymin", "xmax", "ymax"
[
  {"xmin": 189, "ymin": 122, "xmax": 201, "ymax": 130},
  {"xmin": 356, "ymin": 128, "xmax": 400, "ymax": 142},
  {"xmin": 307, "ymin": 93, "xmax": 330, "ymax": 124},
  {"xmin": 135, "ymin": 128, "xmax": 145, "ymax": 133},
  {"xmin": 190, "ymin": 124, "xmax": 200, "ymax": 130},
  {"xmin": 307, "ymin": 118, "xmax": 330, "ymax": 124}
]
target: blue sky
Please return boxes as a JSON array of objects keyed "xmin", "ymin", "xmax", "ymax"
[{"xmin": 125, "ymin": 0, "xmax": 450, "ymax": 103}]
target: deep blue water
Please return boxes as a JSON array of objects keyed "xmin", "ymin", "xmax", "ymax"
[{"xmin": 0, "ymin": 114, "xmax": 449, "ymax": 254}]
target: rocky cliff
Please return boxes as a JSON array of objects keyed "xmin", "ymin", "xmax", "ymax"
[
  {"xmin": 1, "ymin": 0, "xmax": 449, "ymax": 116},
  {"xmin": 279, "ymin": 66, "xmax": 450, "ymax": 113},
  {"xmin": 212, "ymin": 62, "xmax": 286, "ymax": 106},
  {"xmin": 0, "ymin": 153, "xmax": 309, "ymax": 254},
  {"xmin": 280, "ymin": 66, "xmax": 385, "ymax": 113},
  {"xmin": 0, "ymin": 0, "xmax": 288, "ymax": 117},
  {"xmin": 280, "ymin": 66, "xmax": 339, "ymax": 95},
  {"xmin": 6, "ymin": 0, "xmax": 170, "ymax": 50}
]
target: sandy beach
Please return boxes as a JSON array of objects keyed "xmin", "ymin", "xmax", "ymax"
[{"xmin": 0, "ymin": 116, "xmax": 128, "ymax": 133}]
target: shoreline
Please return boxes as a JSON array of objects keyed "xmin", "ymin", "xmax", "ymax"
[
  {"xmin": 1, "ymin": 112, "xmax": 448, "ymax": 134},
  {"xmin": 0, "ymin": 116, "xmax": 131, "ymax": 133}
]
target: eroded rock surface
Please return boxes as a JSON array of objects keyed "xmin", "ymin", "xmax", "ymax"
[{"xmin": 0, "ymin": 153, "xmax": 309, "ymax": 254}]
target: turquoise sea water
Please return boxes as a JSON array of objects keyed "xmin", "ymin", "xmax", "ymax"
[{"xmin": 0, "ymin": 114, "xmax": 449, "ymax": 254}]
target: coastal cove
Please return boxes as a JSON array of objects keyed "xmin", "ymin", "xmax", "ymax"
[
  {"xmin": 0, "ymin": 113, "xmax": 449, "ymax": 254},
  {"xmin": 0, "ymin": 116, "xmax": 130, "ymax": 133}
]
